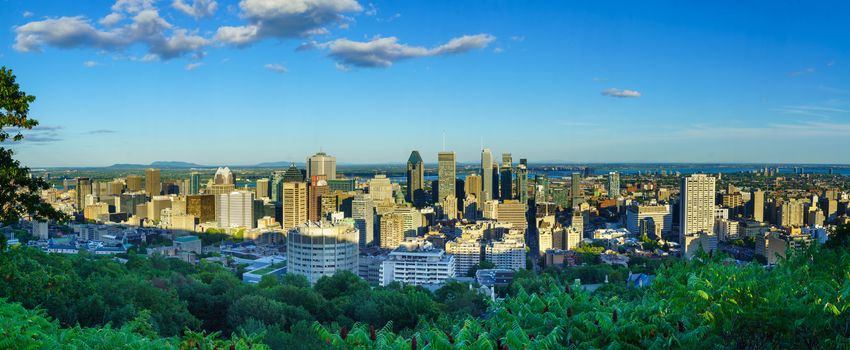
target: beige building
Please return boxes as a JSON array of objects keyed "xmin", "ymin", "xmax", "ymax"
[
  {"xmin": 145, "ymin": 168, "xmax": 161, "ymax": 196},
  {"xmin": 437, "ymin": 151, "xmax": 456, "ymax": 203},
  {"xmin": 379, "ymin": 213, "xmax": 405, "ymax": 249},
  {"xmin": 497, "ymin": 200, "xmax": 527, "ymax": 231},
  {"xmin": 282, "ymin": 182, "xmax": 308, "ymax": 230}
]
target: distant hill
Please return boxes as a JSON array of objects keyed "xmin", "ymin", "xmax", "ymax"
[{"xmin": 106, "ymin": 161, "xmax": 208, "ymax": 169}]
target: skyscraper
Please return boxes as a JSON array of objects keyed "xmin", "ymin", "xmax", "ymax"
[
  {"xmin": 307, "ymin": 152, "xmax": 336, "ymax": 180},
  {"xmin": 500, "ymin": 153, "xmax": 513, "ymax": 200},
  {"xmin": 283, "ymin": 182, "xmax": 308, "ymax": 230},
  {"xmin": 283, "ymin": 163, "xmax": 305, "ymax": 182},
  {"xmin": 308, "ymin": 175, "xmax": 328, "ymax": 222},
  {"xmin": 352, "ymin": 193, "xmax": 375, "ymax": 248},
  {"xmin": 287, "ymin": 222, "xmax": 359, "ymax": 285},
  {"xmin": 516, "ymin": 158, "xmax": 528, "ymax": 203},
  {"xmin": 607, "ymin": 172, "xmax": 620, "ymax": 199},
  {"xmin": 216, "ymin": 191, "xmax": 255, "ymax": 229},
  {"xmin": 679, "ymin": 174, "xmax": 718, "ymax": 258},
  {"xmin": 75, "ymin": 177, "xmax": 92, "ymax": 210},
  {"xmin": 437, "ymin": 151, "xmax": 456, "ymax": 203},
  {"xmin": 255, "ymin": 178, "xmax": 270, "ymax": 199},
  {"xmin": 464, "ymin": 174, "xmax": 482, "ymax": 205},
  {"xmin": 480, "ymin": 148, "xmax": 493, "ymax": 202},
  {"xmin": 213, "ymin": 167, "xmax": 234, "ymax": 185},
  {"xmin": 406, "ymin": 150, "xmax": 425, "ymax": 206},
  {"xmin": 145, "ymin": 168, "xmax": 161, "ymax": 196},
  {"xmin": 369, "ymin": 174, "xmax": 393, "ymax": 205},
  {"xmin": 188, "ymin": 172, "xmax": 201, "ymax": 195},
  {"xmin": 570, "ymin": 172, "xmax": 582, "ymax": 207},
  {"xmin": 752, "ymin": 189, "xmax": 765, "ymax": 222},
  {"xmin": 126, "ymin": 175, "xmax": 143, "ymax": 192}
]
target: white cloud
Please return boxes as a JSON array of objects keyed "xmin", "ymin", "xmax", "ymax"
[
  {"xmin": 601, "ymin": 88, "xmax": 641, "ymax": 98},
  {"xmin": 185, "ymin": 62, "xmax": 203, "ymax": 71},
  {"xmin": 83, "ymin": 60, "xmax": 99, "ymax": 67},
  {"xmin": 264, "ymin": 63, "xmax": 288, "ymax": 73},
  {"xmin": 215, "ymin": 0, "xmax": 363, "ymax": 47},
  {"xmin": 14, "ymin": 5, "xmax": 209, "ymax": 61},
  {"xmin": 99, "ymin": 12, "xmax": 124, "ymax": 26},
  {"xmin": 319, "ymin": 34, "xmax": 495, "ymax": 68},
  {"xmin": 22, "ymin": 11, "xmax": 34, "ymax": 18},
  {"xmin": 173, "ymin": 0, "xmax": 218, "ymax": 18}
]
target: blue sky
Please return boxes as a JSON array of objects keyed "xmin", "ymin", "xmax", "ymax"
[{"xmin": 2, "ymin": 0, "xmax": 849, "ymax": 167}]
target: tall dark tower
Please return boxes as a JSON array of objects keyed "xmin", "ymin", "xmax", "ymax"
[
  {"xmin": 406, "ymin": 150, "xmax": 425, "ymax": 207},
  {"xmin": 500, "ymin": 153, "xmax": 513, "ymax": 200}
]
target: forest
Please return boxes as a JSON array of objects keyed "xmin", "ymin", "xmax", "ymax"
[{"xmin": 1, "ymin": 225, "xmax": 850, "ymax": 349}]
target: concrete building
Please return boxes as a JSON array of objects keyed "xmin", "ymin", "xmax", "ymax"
[
  {"xmin": 497, "ymin": 200, "xmax": 527, "ymax": 231},
  {"xmin": 352, "ymin": 193, "xmax": 375, "ymax": 248},
  {"xmin": 465, "ymin": 174, "xmax": 482, "ymax": 207},
  {"xmin": 282, "ymin": 182, "xmax": 308, "ymax": 230},
  {"xmin": 216, "ymin": 191, "xmax": 255, "ymax": 229},
  {"xmin": 626, "ymin": 204, "xmax": 672, "ymax": 236},
  {"xmin": 307, "ymin": 152, "xmax": 336, "ymax": 180},
  {"xmin": 255, "ymin": 178, "xmax": 270, "ymax": 199},
  {"xmin": 445, "ymin": 238, "xmax": 482, "ymax": 277},
  {"xmin": 369, "ymin": 174, "xmax": 394, "ymax": 205},
  {"xmin": 480, "ymin": 148, "xmax": 493, "ymax": 202},
  {"xmin": 485, "ymin": 235, "xmax": 525, "ymax": 271},
  {"xmin": 287, "ymin": 222, "xmax": 359, "ymax": 284},
  {"xmin": 752, "ymin": 189, "xmax": 765, "ymax": 222},
  {"xmin": 571, "ymin": 172, "xmax": 582, "ymax": 207},
  {"xmin": 608, "ymin": 172, "xmax": 620, "ymax": 199},
  {"xmin": 680, "ymin": 174, "xmax": 717, "ymax": 258},
  {"xmin": 437, "ymin": 151, "xmax": 456, "ymax": 203},
  {"xmin": 406, "ymin": 150, "xmax": 425, "ymax": 206},
  {"xmin": 379, "ymin": 240, "xmax": 455, "ymax": 287},
  {"xmin": 126, "ymin": 175, "xmax": 143, "ymax": 192},
  {"xmin": 145, "ymin": 168, "xmax": 161, "ymax": 196},
  {"xmin": 76, "ymin": 177, "xmax": 92, "ymax": 210},
  {"xmin": 308, "ymin": 175, "xmax": 328, "ymax": 223},
  {"xmin": 379, "ymin": 213, "xmax": 405, "ymax": 249}
]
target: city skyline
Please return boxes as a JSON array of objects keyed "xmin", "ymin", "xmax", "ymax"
[{"xmin": 2, "ymin": 1, "xmax": 850, "ymax": 166}]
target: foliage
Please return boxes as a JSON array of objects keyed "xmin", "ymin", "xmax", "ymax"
[{"xmin": 0, "ymin": 67, "xmax": 67, "ymax": 226}]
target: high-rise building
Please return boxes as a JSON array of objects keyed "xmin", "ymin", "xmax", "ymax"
[
  {"xmin": 437, "ymin": 151, "xmax": 456, "ymax": 203},
  {"xmin": 379, "ymin": 213, "xmax": 405, "ymax": 249},
  {"xmin": 282, "ymin": 181, "xmax": 308, "ymax": 230},
  {"xmin": 570, "ymin": 172, "xmax": 581, "ymax": 207},
  {"xmin": 75, "ymin": 177, "xmax": 92, "ymax": 210},
  {"xmin": 213, "ymin": 167, "xmax": 234, "ymax": 185},
  {"xmin": 187, "ymin": 194, "xmax": 216, "ymax": 223},
  {"xmin": 626, "ymin": 204, "xmax": 672, "ymax": 236},
  {"xmin": 307, "ymin": 152, "xmax": 336, "ymax": 180},
  {"xmin": 216, "ymin": 191, "xmax": 255, "ymax": 229},
  {"xmin": 119, "ymin": 193, "xmax": 147, "ymax": 216},
  {"xmin": 492, "ymin": 163, "xmax": 500, "ymax": 199},
  {"xmin": 465, "ymin": 174, "xmax": 482, "ymax": 205},
  {"xmin": 500, "ymin": 153, "xmax": 513, "ymax": 200},
  {"xmin": 497, "ymin": 200, "xmax": 528, "ymax": 231},
  {"xmin": 352, "ymin": 193, "xmax": 375, "ymax": 248},
  {"xmin": 255, "ymin": 178, "xmax": 270, "ymax": 199},
  {"xmin": 308, "ymin": 175, "xmax": 329, "ymax": 222},
  {"xmin": 187, "ymin": 172, "xmax": 201, "ymax": 195},
  {"xmin": 406, "ymin": 150, "xmax": 425, "ymax": 205},
  {"xmin": 680, "ymin": 174, "xmax": 717, "ymax": 258},
  {"xmin": 480, "ymin": 148, "xmax": 493, "ymax": 202},
  {"xmin": 126, "ymin": 175, "xmax": 143, "ymax": 192},
  {"xmin": 145, "ymin": 168, "xmax": 161, "ymax": 196},
  {"xmin": 752, "ymin": 190, "xmax": 765, "ymax": 222},
  {"xmin": 369, "ymin": 174, "xmax": 394, "ymax": 205},
  {"xmin": 287, "ymin": 222, "xmax": 359, "ymax": 284},
  {"xmin": 607, "ymin": 172, "xmax": 620, "ymax": 199},
  {"xmin": 515, "ymin": 159, "xmax": 528, "ymax": 203},
  {"xmin": 283, "ymin": 163, "xmax": 305, "ymax": 182}
]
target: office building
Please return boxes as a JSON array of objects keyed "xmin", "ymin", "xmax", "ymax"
[
  {"xmin": 626, "ymin": 204, "xmax": 672, "ymax": 236},
  {"xmin": 437, "ymin": 151, "xmax": 456, "ymax": 203},
  {"xmin": 680, "ymin": 174, "xmax": 717, "ymax": 258},
  {"xmin": 119, "ymin": 193, "xmax": 147, "ymax": 216},
  {"xmin": 379, "ymin": 240, "xmax": 455, "ymax": 287},
  {"xmin": 369, "ymin": 174, "xmax": 394, "ymax": 205},
  {"xmin": 327, "ymin": 178, "xmax": 355, "ymax": 192},
  {"xmin": 446, "ymin": 238, "xmax": 482, "ymax": 277},
  {"xmin": 608, "ymin": 172, "xmax": 619, "ymax": 199},
  {"xmin": 282, "ymin": 182, "xmax": 308, "ymax": 230},
  {"xmin": 497, "ymin": 200, "xmax": 528, "ymax": 231},
  {"xmin": 481, "ymin": 148, "xmax": 493, "ymax": 202},
  {"xmin": 406, "ymin": 150, "xmax": 425, "ymax": 205},
  {"xmin": 216, "ymin": 191, "xmax": 255, "ymax": 229},
  {"xmin": 145, "ymin": 168, "xmax": 161, "ymax": 196},
  {"xmin": 307, "ymin": 152, "xmax": 336, "ymax": 180},
  {"xmin": 570, "ymin": 172, "xmax": 581, "ymax": 207},
  {"xmin": 255, "ymin": 178, "xmax": 270, "ymax": 199},
  {"xmin": 75, "ymin": 177, "xmax": 92, "ymax": 210},
  {"xmin": 352, "ymin": 193, "xmax": 375, "ymax": 248},
  {"xmin": 186, "ymin": 194, "xmax": 216, "ymax": 223},
  {"xmin": 188, "ymin": 172, "xmax": 201, "ymax": 195},
  {"xmin": 380, "ymin": 212, "xmax": 405, "ymax": 249},
  {"xmin": 126, "ymin": 175, "xmax": 143, "ymax": 192},
  {"xmin": 464, "ymin": 174, "xmax": 482, "ymax": 205},
  {"xmin": 485, "ymin": 235, "xmax": 525, "ymax": 271},
  {"xmin": 308, "ymin": 175, "xmax": 328, "ymax": 222},
  {"xmin": 515, "ymin": 158, "xmax": 528, "ymax": 203},
  {"xmin": 287, "ymin": 222, "xmax": 359, "ymax": 284},
  {"xmin": 213, "ymin": 167, "xmax": 234, "ymax": 185},
  {"xmin": 500, "ymin": 153, "xmax": 513, "ymax": 200}
]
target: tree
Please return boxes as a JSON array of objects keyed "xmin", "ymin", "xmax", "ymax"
[{"xmin": 0, "ymin": 67, "xmax": 66, "ymax": 226}]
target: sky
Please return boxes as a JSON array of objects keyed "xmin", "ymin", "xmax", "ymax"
[{"xmin": 1, "ymin": 0, "xmax": 850, "ymax": 167}]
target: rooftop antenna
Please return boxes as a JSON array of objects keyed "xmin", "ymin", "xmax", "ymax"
[{"xmin": 442, "ymin": 131, "xmax": 446, "ymax": 151}]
